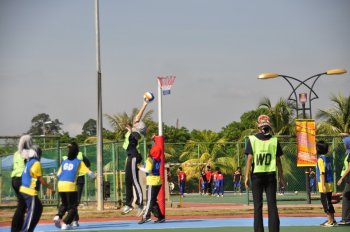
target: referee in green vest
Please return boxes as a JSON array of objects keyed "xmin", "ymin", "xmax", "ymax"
[{"xmin": 244, "ymin": 115, "xmax": 285, "ymax": 232}]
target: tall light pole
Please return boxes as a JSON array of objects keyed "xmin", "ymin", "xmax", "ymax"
[
  {"xmin": 258, "ymin": 68, "xmax": 347, "ymax": 204},
  {"xmin": 95, "ymin": 0, "xmax": 104, "ymax": 211},
  {"xmin": 258, "ymin": 69, "xmax": 347, "ymax": 118}
]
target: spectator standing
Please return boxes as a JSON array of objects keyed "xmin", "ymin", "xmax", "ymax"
[
  {"xmin": 316, "ymin": 141, "xmax": 336, "ymax": 227},
  {"xmin": 309, "ymin": 168, "xmax": 317, "ymax": 194},
  {"xmin": 233, "ymin": 167, "xmax": 242, "ymax": 193},
  {"xmin": 212, "ymin": 167, "xmax": 219, "ymax": 196},
  {"xmin": 177, "ymin": 167, "xmax": 186, "ymax": 197},
  {"xmin": 205, "ymin": 166, "xmax": 213, "ymax": 195},
  {"xmin": 216, "ymin": 170, "xmax": 224, "ymax": 197},
  {"xmin": 200, "ymin": 167, "xmax": 207, "ymax": 195}
]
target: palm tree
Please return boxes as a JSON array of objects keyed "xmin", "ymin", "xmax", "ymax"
[
  {"xmin": 104, "ymin": 108, "xmax": 154, "ymax": 141},
  {"xmin": 179, "ymin": 130, "xmax": 235, "ymax": 180},
  {"xmin": 316, "ymin": 93, "xmax": 350, "ymax": 135},
  {"xmin": 258, "ymin": 97, "xmax": 295, "ymax": 135}
]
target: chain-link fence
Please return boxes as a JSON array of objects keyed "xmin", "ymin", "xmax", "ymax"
[{"xmin": 0, "ymin": 135, "xmax": 348, "ymax": 206}]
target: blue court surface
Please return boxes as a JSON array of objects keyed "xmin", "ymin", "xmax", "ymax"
[{"xmin": 0, "ymin": 217, "xmax": 345, "ymax": 232}]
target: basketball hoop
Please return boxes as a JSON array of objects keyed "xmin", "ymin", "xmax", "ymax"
[{"xmin": 157, "ymin": 76, "xmax": 176, "ymax": 95}]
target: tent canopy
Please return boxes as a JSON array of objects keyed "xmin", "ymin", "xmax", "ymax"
[{"xmin": 1, "ymin": 154, "xmax": 57, "ymax": 171}]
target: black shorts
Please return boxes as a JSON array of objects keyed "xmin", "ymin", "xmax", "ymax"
[{"xmin": 320, "ymin": 192, "xmax": 335, "ymax": 214}]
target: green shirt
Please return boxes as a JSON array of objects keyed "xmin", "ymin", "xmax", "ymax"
[
  {"xmin": 122, "ymin": 131, "xmax": 142, "ymax": 152},
  {"xmin": 249, "ymin": 135, "xmax": 278, "ymax": 173},
  {"xmin": 341, "ymin": 152, "xmax": 349, "ymax": 177},
  {"xmin": 11, "ymin": 151, "xmax": 25, "ymax": 178}
]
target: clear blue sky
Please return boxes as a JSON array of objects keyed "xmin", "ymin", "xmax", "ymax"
[{"xmin": 1, "ymin": 0, "xmax": 349, "ymax": 136}]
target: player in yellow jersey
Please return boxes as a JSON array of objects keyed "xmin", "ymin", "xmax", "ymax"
[
  {"xmin": 138, "ymin": 135, "xmax": 165, "ymax": 224},
  {"xmin": 316, "ymin": 141, "xmax": 336, "ymax": 227},
  {"xmin": 53, "ymin": 142, "xmax": 95, "ymax": 230},
  {"xmin": 19, "ymin": 144, "xmax": 55, "ymax": 232}
]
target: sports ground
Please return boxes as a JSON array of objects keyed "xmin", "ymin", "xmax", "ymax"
[
  {"xmin": 1, "ymin": 193, "xmax": 349, "ymax": 232},
  {"xmin": 1, "ymin": 217, "xmax": 350, "ymax": 232}
]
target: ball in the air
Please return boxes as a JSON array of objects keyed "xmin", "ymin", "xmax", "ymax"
[{"xmin": 144, "ymin": 91, "xmax": 154, "ymax": 102}]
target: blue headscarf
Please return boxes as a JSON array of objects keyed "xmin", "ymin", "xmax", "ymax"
[{"xmin": 343, "ymin": 136, "xmax": 350, "ymax": 153}]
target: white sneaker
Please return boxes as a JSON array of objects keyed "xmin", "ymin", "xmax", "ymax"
[
  {"xmin": 322, "ymin": 221, "xmax": 336, "ymax": 227},
  {"xmin": 53, "ymin": 215, "xmax": 61, "ymax": 228},
  {"xmin": 71, "ymin": 221, "xmax": 79, "ymax": 227},
  {"xmin": 121, "ymin": 205, "xmax": 133, "ymax": 215},
  {"xmin": 61, "ymin": 223, "xmax": 71, "ymax": 230}
]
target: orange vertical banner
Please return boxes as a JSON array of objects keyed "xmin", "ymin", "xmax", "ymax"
[{"xmin": 296, "ymin": 119, "xmax": 317, "ymax": 167}]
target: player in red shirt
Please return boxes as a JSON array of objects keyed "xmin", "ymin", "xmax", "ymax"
[
  {"xmin": 205, "ymin": 166, "xmax": 212, "ymax": 195},
  {"xmin": 216, "ymin": 171, "xmax": 224, "ymax": 197},
  {"xmin": 177, "ymin": 167, "xmax": 186, "ymax": 197}
]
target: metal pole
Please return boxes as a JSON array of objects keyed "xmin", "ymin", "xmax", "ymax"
[
  {"xmin": 111, "ymin": 143, "xmax": 116, "ymax": 205},
  {"xmin": 198, "ymin": 144, "xmax": 200, "ymax": 193},
  {"xmin": 95, "ymin": 0, "xmax": 104, "ymax": 211},
  {"xmin": 301, "ymin": 102, "xmax": 311, "ymax": 204},
  {"xmin": 301, "ymin": 103, "xmax": 306, "ymax": 119},
  {"xmin": 157, "ymin": 79, "xmax": 166, "ymax": 216},
  {"xmin": 332, "ymin": 138, "xmax": 337, "ymax": 193},
  {"xmin": 157, "ymin": 79, "xmax": 163, "ymax": 135}
]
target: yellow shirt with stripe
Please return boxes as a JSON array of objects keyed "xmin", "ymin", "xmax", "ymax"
[
  {"xmin": 317, "ymin": 157, "xmax": 333, "ymax": 192},
  {"xmin": 145, "ymin": 157, "xmax": 162, "ymax": 186},
  {"xmin": 19, "ymin": 162, "xmax": 42, "ymax": 196},
  {"xmin": 57, "ymin": 161, "xmax": 91, "ymax": 192}
]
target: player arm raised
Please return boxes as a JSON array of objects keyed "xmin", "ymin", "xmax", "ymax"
[{"xmin": 134, "ymin": 101, "xmax": 148, "ymax": 124}]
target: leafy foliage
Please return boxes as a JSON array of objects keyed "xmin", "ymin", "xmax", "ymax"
[
  {"xmin": 316, "ymin": 93, "xmax": 350, "ymax": 135},
  {"xmin": 27, "ymin": 113, "xmax": 62, "ymax": 135}
]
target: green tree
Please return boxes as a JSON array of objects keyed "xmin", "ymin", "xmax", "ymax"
[
  {"xmin": 163, "ymin": 125, "xmax": 190, "ymax": 143},
  {"xmin": 258, "ymin": 97, "xmax": 295, "ymax": 135},
  {"xmin": 316, "ymin": 93, "xmax": 350, "ymax": 135},
  {"xmin": 104, "ymin": 107, "xmax": 155, "ymax": 141},
  {"xmin": 231, "ymin": 108, "xmax": 270, "ymax": 140},
  {"xmin": 179, "ymin": 130, "xmax": 234, "ymax": 180},
  {"xmin": 162, "ymin": 125, "xmax": 191, "ymax": 164},
  {"xmin": 82, "ymin": 119, "xmax": 97, "ymax": 136},
  {"xmin": 27, "ymin": 113, "xmax": 62, "ymax": 135},
  {"xmin": 219, "ymin": 121, "xmax": 243, "ymax": 142}
]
